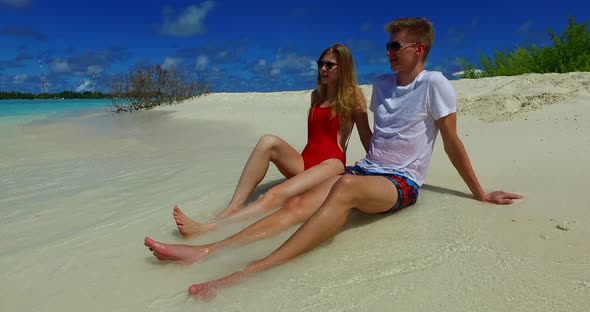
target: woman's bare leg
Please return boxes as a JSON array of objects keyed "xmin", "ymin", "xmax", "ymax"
[
  {"xmin": 175, "ymin": 158, "xmax": 344, "ymax": 238},
  {"xmin": 174, "ymin": 134, "xmax": 303, "ymax": 237},
  {"xmin": 146, "ymin": 176, "xmax": 340, "ymax": 264},
  {"xmin": 173, "ymin": 205, "xmax": 216, "ymax": 237},
  {"xmin": 216, "ymin": 158, "xmax": 343, "ymax": 223},
  {"xmin": 215, "ymin": 134, "xmax": 304, "ymax": 219}
]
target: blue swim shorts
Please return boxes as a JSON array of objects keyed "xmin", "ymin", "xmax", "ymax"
[{"xmin": 344, "ymin": 165, "xmax": 419, "ymax": 213}]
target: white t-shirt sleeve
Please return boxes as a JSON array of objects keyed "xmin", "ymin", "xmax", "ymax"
[
  {"xmin": 428, "ymin": 73, "xmax": 457, "ymax": 120},
  {"xmin": 369, "ymin": 74, "xmax": 390, "ymax": 113}
]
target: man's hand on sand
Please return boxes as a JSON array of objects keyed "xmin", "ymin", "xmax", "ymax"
[{"xmin": 484, "ymin": 191, "xmax": 524, "ymax": 205}]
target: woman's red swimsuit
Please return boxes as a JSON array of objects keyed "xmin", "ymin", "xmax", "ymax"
[{"xmin": 300, "ymin": 105, "xmax": 346, "ymax": 170}]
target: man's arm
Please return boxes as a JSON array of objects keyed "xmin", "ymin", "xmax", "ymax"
[{"xmin": 435, "ymin": 113, "xmax": 523, "ymax": 204}]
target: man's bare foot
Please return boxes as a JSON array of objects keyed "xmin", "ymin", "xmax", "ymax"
[
  {"xmin": 173, "ymin": 205, "xmax": 216, "ymax": 238},
  {"xmin": 188, "ymin": 271, "xmax": 246, "ymax": 300},
  {"xmin": 144, "ymin": 237, "xmax": 213, "ymax": 265}
]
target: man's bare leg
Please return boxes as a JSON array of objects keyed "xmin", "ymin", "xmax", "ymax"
[
  {"xmin": 149, "ymin": 207, "xmax": 307, "ymax": 265},
  {"xmin": 147, "ymin": 177, "xmax": 339, "ymax": 264},
  {"xmin": 187, "ymin": 175, "xmax": 398, "ymax": 299},
  {"xmin": 174, "ymin": 159, "xmax": 344, "ymax": 238}
]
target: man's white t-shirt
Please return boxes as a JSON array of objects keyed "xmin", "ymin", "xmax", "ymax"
[{"xmin": 357, "ymin": 70, "xmax": 456, "ymax": 186}]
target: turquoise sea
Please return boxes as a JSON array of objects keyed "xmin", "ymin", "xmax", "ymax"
[{"xmin": 0, "ymin": 99, "xmax": 112, "ymax": 119}]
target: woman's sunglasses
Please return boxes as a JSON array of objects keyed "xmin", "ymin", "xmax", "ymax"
[
  {"xmin": 385, "ymin": 41, "xmax": 421, "ymax": 52},
  {"xmin": 317, "ymin": 60, "xmax": 338, "ymax": 70}
]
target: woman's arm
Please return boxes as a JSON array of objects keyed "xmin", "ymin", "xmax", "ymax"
[{"xmin": 353, "ymin": 89, "xmax": 372, "ymax": 153}]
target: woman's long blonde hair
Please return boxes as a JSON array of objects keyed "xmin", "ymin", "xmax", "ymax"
[{"xmin": 313, "ymin": 43, "xmax": 361, "ymax": 122}]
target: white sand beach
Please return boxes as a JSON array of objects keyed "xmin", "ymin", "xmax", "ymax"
[{"xmin": 1, "ymin": 72, "xmax": 589, "ymax": 311}]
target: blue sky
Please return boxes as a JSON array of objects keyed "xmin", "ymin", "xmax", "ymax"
[{"xmin": 0, "ymin": 0, "xmax": 587, "ymax": 93}]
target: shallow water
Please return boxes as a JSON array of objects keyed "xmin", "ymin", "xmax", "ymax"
[{"xmin": 0, "ymin": 99, "xmax": 111, "ymax": 118}]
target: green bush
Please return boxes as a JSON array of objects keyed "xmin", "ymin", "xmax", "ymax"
[{"xmin": 458, "ymin": 16, "xmax": 590, "ymax": 78}]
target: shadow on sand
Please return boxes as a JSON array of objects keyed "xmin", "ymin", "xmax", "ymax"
[
  {"xmin": 338, "ymin": 183, "xmax": 472, "ymax": 234},
  {"xmin": 166, "ymin": 180, "xmax": 472, "ymax": 243}
]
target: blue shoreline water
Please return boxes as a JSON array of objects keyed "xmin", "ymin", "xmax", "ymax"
[{"xmin": 0, "ymin": 99, "xmax": 112, "ymax": 119}]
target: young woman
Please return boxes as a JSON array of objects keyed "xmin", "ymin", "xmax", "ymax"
[{"xmin": 172, "ymin": 43, "xmax": 372, "ymax": 238}]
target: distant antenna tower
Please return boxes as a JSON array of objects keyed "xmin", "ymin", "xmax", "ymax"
[
  {"xmin": 38, "ymin": 57, "xmax": 48, "ymax": 94},
  {"xmin": 92, "ymin": 71, "xmax": 97, "ymax": 93}
]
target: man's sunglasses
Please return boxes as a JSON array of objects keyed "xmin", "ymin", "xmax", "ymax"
[
  {"xmin": 317, "ymin": 60, "xmax": 338, "ymax": 70},
  {"xmin": 385, "ymin": 41, "xmax": 421, "ymax": 52}
]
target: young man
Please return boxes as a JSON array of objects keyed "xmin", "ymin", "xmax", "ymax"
[{"xmin": 145, "ymin": 17, "xmax": 523, "ymax": 299}]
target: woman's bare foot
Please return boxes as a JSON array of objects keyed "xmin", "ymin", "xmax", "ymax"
[
  {"xmin": 188, "ymin": 282, "xmax": 218, "ymax": 301},
  {"xmin": 188, "ymin": 271, "xmax": 246, "ymax": 300},
  {"xmin": 144, "ymin": 237, "xmax": 213, "ymax": 265},
  {"xmin": 173, "ymin": 205, "xmax": 216, "ymax": 238}
]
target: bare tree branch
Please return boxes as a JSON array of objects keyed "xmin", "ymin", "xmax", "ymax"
[{"xmin": 107, "ymin": 64, "xmax": 213, "ymax": 113}]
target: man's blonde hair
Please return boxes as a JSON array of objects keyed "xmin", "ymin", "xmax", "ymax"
[{"xmin": 385, "ymin": 17, "xmax": 434, "ymax": 61}]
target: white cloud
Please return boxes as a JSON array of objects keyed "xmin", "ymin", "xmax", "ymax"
[
  {"xmin": 196, "ymin": 55, "xmax": 209, "ymax": 68},
  {"xmin": 304, "ymin": 60, "xmax": 317, "ymax": 77},
  {"xmin": 217, "ymin": 50, "xmax": 229, "ymax": 58},
  {"xmin": 254, "ymin": 52, "xmax": 315, "ymax": 77},
  {"xmin": 163, "ymin": 57, "xmax": 184, "ymax": 67},
  {"xmin": 518, "ymin": 20, "xmax": 535, "ymax": 34},
  {"xmin": 87, "ymin": 65, "xmax": 104, "ymax": 74},
  {"xmin": 271, "ymin": 50, "xmax": 311, "ymax": 73},
  {"xmin": 0, "ymin": 0, "xmax": 30, "ymax": 9},
  {"xmin": 160, "ymin": 0, "xmax": 215, "ymax": 37},
  {"xmin": 252, "ymin": 59, "xmax": 269, "ymax": 74},
  {"xmin": 12, "ymin": 74, "xmax": 27, "ymax": 84},
  {"xmin": 271, "ymin": 50, "xmax": 317, "ymax": 77},
  {"xmin": 360, "ymin": 22, "xmax": 372, "ymax": 32},
  {"xmin": 452, "ymin": 69, "xmax": 482, "ymax": 77},
  {"xmin": 76, "ymin": 80, "xmax": 92, "ymax": 92},
  {"xmin": 50, "ymin": 59, "xmax": 71, "ymax": 73}
]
